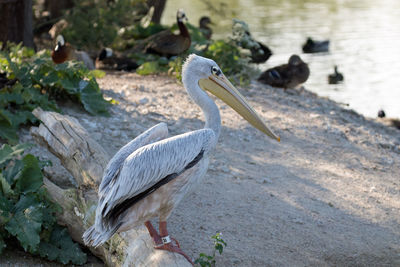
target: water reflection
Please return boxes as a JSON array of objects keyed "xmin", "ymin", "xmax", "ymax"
[{"xmin": 163, "ymin": 0, "xmax": 400, "ymax": 118}]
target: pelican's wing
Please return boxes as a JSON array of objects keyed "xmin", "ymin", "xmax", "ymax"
[
  {"xmin": 99, "ymin": 122, "xmax": 168, "ymax": 196},
  {"xmin": 97, "ymin": 128, "xmax": 215, "ymax": 225}
]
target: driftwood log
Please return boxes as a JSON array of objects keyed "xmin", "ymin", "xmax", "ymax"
[{"xmin": 30, "ymin": 107, "xmax": 192, "ymax": 267}]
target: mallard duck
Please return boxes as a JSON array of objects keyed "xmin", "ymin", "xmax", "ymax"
[
  {"xmin": 377, "ymin": 110, "xmax": 400, "ymax": 130},
  {"xmin": 51, "ymin": 35, "xmax": 95, "ymax": 70},
  {"xmin": 95, "ymin": 48, "xmax": 138, "ymax": 71},
  {"xmin": 199, "ymin": 16, "xmax": 213, "ymax": 40},
  {"xmin": 144, "ymin": 9, "xmax": 191, "ymax": 57},
  {"xmin": 258, "ymin": 55, "xmax": 310, "ymax": 89},
  {"xmin": 302, "ymin": 37, "xmax": 329, "ymax": 53},
  {"xmin": 328, "ymin": 66, "xmax": 344, "ymax": 84}
]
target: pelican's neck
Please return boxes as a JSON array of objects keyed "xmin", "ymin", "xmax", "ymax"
[{"xmin": 182, "ymin": 75, "xmax": 221, "ymax": 143}]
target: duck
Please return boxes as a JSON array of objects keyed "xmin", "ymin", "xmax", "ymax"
[
  {"xmin": 302, "ymin": 37, "xmax": 329, "ymax": 53},
  {"xmin": 328, "ymin": 66, "xmax": 344, "ymax": 84},
  {"xmin": 95, "ymin": 48, "xmax": 138, "ymax": 71},
  {"xmin": 199, "ymin": 16, "xmax": 213, "ymax": 40},
  {"xmin": 258, "ymin": 55, "xmax": 310, "ymax": 89},
  {"xmin": 377, "ymin": 110, "xmax": 400, "ymax": 130},
  {"xmin": 250, "ymin": 41, "xmax": 272, "ymax": 64},
  {"xmin": 144, "ymin": 9, "xmax": 191, "ymax": 57},
  {"xmin": 51, "ymin": 35, "xmax": 95, "ymax": 70}
]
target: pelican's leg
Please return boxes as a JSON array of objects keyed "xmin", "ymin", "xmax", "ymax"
[
  {"xmin": 155, "ymin": 221, "xmax": 194, "ymax": 265},
  {"xmin": 144, "ymin": 221, "xmax": 162, "ymax": 246}
]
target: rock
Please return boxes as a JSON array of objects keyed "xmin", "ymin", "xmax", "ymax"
[{"xmin": 138, "ymin": 97, "xmax": 149, "ymax": 105}]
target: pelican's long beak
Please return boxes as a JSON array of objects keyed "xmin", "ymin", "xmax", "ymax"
[{"xmin": 199, "ymin": 75, "xmax": 280, "ymax": 141}]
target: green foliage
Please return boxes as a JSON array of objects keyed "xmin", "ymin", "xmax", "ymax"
[
  {"xmin": 0, "ymin": 144, "xmax": 87, "ymax": 264},
  {"xmin": 63, "ymin": 0, "xmax": 148, "ymax": 50},
  {"xmin": 133, "ymin": 21, "xmax": 254, "ymax": 85},
  {"xmin": 204, "ymin": 40, "xmax": 254, "ymax": 84},
  {"xmin": 0, "ymin": 43, "xmax": 110, "ymax": 144},
  {"xmin": 195, "ymin": 233, "xmax": 227, "ymax": 267},
  {"xmin": 136, "ymin": 61, "xmax": 164, "ymax": 75}
]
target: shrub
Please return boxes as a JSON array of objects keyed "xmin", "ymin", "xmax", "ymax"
[
  {"xmin": 0, "ymin": 143, "xmax": 87, "ymax": 264},
  {"xmin": 0, "ymin": 43, "xmax": 110, "ymax": 144}
]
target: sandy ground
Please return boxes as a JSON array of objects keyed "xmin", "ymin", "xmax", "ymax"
[{"xmin": 2, "ymin": 71, "xmax": 400, "ymax": 266}]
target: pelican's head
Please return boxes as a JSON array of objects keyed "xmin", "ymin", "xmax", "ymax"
[
  {"xmin": 182, "ymin": 54, "xmax": 280, "ymax": 141},
  {"xmin": 177, "ymin": 9, "xmax": 188, "ymax": 22}
]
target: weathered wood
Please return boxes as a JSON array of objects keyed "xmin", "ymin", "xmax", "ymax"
[{"xmin": 30, "ymin": 107, "xmax": 191, "ymax": 267}]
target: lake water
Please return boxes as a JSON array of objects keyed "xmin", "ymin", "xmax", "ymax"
[{"xmin": 162, "ymin": 0, "xmax": 400, "ymax": 119}]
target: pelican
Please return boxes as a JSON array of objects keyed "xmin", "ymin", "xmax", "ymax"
[{"xmin": 83, "ymin": 54, "xmax": 280, "ymax": 264}]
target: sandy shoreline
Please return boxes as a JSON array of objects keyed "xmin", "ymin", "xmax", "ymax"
[{"xmin": 2, "ymin": 72, "xmax": 399, "ymax": 266}]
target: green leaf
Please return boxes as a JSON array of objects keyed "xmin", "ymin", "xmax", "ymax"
[
  {"xmin": 0, "ymin": 114, "xmax": 18, "ymax": 144},
  {"xmin": 89, "ymin": 69, "xmax": 106, "ymax": 78},
  {"xmin": 5, "ymin": 195, "xmax": 43, "ymax": 252},
  {"xmin": 0, "ymin": 234, "xmax": 5, "ymax": 254},
  {"xmin": 0, "ymin": 144, "xmax": 13, "ymax": 165},
  {"xmin": 79, "ymin": 81, "xmax": 110, "ymax": 116},
  {"xmin": 2, "ymin": 159, "xmax": 24, "ymax": 185},
  {"xmin": 0, "ymin": 174, "xmax": 13, "ymax": 197},
  {"xmin": 41, "ymin": 71, "xmax": 59, "ymax": 86},
  {"xmin": 0, "ymin": 143, "xmax": 32, "ymax": 166},
  {"xmin": 0, "ymin": 195, "xmax": 13, "ymax": 225},
  {"xmin": 136, "ymin": 61, "xmax": 162, "ymax": 75},
  {"xmin": 39, "ymin": 226, "xmax": 87, "ymax": 264},
  {"xmin": 15, "ymin": 154, "xmax": 43, "ymax": 194}
]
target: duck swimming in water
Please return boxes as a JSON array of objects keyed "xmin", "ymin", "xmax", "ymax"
[
  {"xmin": 328, "ymin": 66, "xmax": 344, "ymax": 84},
  {"xmin": 258, "ymin": 55, "xmax": 310, "ymax": 89},
  {"xmin": 144, "ymin": 9, "xmax": 191, "ymax": 57},
  {"xmin": 302, "ymin": 37, "xmax": 329, "ymax": 53}
]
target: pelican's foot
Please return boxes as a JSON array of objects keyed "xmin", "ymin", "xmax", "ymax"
[{"xmin": 155, "ymin": 235, "xmax": 193, "ymax": 265}]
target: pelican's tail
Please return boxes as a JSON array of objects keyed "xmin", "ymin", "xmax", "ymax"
[{"xmin": 82, "ymin": 225, "xmax": 117, "ymax": 248}]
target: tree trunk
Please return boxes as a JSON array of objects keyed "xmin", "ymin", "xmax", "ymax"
[
  {"xmin": 44, "ymin": 0, "xmax": 74, "ymax": 20},
  {"xmin": 147, "ymin": 0, "xmax": 167, "ymax": 24},
  {"xmin": 30, "ymin": 108, "xmax": 192, "ymax": 267},
  {"xmin": 0, "ymin": 0, "xmax": 34, "ymax": 48}
]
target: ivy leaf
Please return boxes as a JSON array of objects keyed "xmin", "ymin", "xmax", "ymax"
[
  {"xmin": 39, "ymin": 226, "xmax": 87, "ymax": 264},
  {"xmin": 0, "ymin": 195, "xmax": 13, "ymax": 225},
  {"xmin": 0, "ymin": 113, "xmax": 18, "ymax": 144},
  {"xmin": 41, "ymin": 71, "xmax": 59, "ymax": 86},
  {"xmin": 136, "ymin": 61, "xmax": 161, "ymax": 75},
  {"xmin": 0, "ymin": 144, "xmax": 13, "ymax": 165},
  {"xmin": 0, "ymin": 234, "xmax": 5, "ymax": 254},
  {"xmin": 0, "ymin": 174, "xmax": 13, "ymax": 197},
  {"xmin": 2, "ymin": 159, "xmax": 24, "ymax": 185},
  {"xmin": 79, "ymin": 81, "xmax": 110, "ymax": 116},
  {"xmin": 89, "ymin": 69, "xmax": 105, "ymax": 78},
  {"xmin": 15, "ymin": 154, "xmax": 43, "ymax": 194},
  {"xmin": 5, "ymin": 195, "xmax": 43, "ymax": 252},
  {"xmin": 0, "ymin": 143, "xmax": 31, "ymax": 166},
  {"xmin": 38, "ymin": 242, "xmax": 59, "ymax": 261}
]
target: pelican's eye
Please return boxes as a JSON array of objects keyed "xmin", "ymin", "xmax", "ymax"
[{"xmin": 211, "ymin": 66, "xmax": 221, "ymax": 76}]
